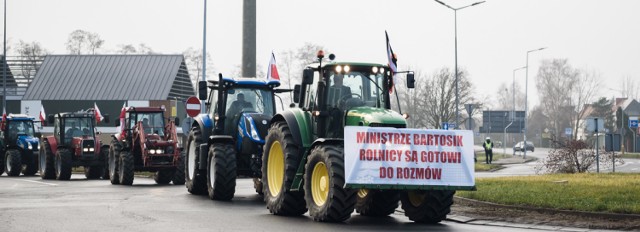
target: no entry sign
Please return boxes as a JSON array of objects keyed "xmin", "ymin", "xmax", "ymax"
[{"xmin": 186, "ymin": 96, "xmax": 201, "ymax": 117}]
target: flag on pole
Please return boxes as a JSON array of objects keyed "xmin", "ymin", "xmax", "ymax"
[
  {"xmin": 94, "ymin": 102, "xmax": 103, "ymax": 124},
  {"xmin": 39, "ymin": 104, "xmax": 46, "ymax": 126},
  {"xmin": 385, "ymin": 30, "xmax": 398, "ymax": 93},
  {"xmin": 118, "ymin": 102, "xmax": 127, "ymax": 138},
  {"xmin": 267, "ymin": 51, "xmax": 280, "ymax": 80}
]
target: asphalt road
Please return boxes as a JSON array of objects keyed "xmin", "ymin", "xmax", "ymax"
[{"xmin": 0, "ymin": 174, "xmax": 550, "ymax": 232}]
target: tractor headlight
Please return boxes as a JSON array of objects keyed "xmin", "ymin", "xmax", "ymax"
[
  {"xmin": 83, "ymin": 147, "xmax": 89, "ymax": 152},
  {"xmin": 343, "ymin": 65, "xmax": 350, "ymax": 73},
  {"xmin": 37, "ymin": 143, "xmax": 41, "ymax": 150},
  {"xmin": 156, "ymin": 149, "xmax": 163, "ymax": 154},
  {"xmin": 28, "ymin": 143, "xmax": 33, "ymax": 150},
  {"xmin": 248, "ymin": 118, "xmax": 260, "ymax": 141},
  {"xmin": 149, "ymin": 149, "xmax": 156, "ymax": 154},
  {"xmin": 89, "ymin": 147, "xmax": 95, "ymax": 152}
]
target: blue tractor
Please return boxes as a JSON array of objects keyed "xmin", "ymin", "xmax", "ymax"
[
  {"xmin": 0, "ymin": 114, "xmax": 41, "ymax": 176},
  {"xmin": 184, "ymin": 74, "xmax": 290, "ymax": 200}
]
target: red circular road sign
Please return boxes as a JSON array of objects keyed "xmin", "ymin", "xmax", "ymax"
[{"xmin": 185, "ymin": 96, "xmax": 201, "ymax": 117}]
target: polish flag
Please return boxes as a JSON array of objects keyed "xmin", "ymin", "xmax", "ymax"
[
  {"xmin": 39, "ymin": 104, "xmax": 46, "ymax": 126},
  {"xmin": 119, "ymin": 102, "xmax": 127, "ymax": 137},
  {"xmin": 94, "ymin": 102, "xmax": 103, "ymax": 123},
  {"xmin": 267, "ymin": 52, "xmax": 280, "ymax": 80},
  {"xmin": 386, "ymin": 30, "xmax": 398, "ymax": 93}
]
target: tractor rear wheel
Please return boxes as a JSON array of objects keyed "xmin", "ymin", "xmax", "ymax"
[
  {"xmin": 108, "ymin": 144, "xmax": 120, "ymax": 185},
  {"xmin": 85, "ymin": 166, "xmax": 102, "ymax": 179},
  {"xmin": 172, "ymin": 152, "xmax": 185, "ymax": 185},
  {"xmin": 304, "ymin": 144, "xmax": 356, "ymax": 222},
  {"xmin": 22, "ymin": 151, "xmax": 38, "ymax": 176},
  {"xmin": 262, "ymin": 121, "xmax": 307, "ymax": 216},
  {"xmin": 154, "ymin": 170, "xmax": 173, "ymax": 184},
  {"xmin": 39, "ymin": 141, "xmax": 55, "ymax": 179},
  {"xmin": 207, "ymin": 143, "xmax": 237, "ymax": 201},
  {"xmin": 55, "ymin": 148, "xmax": 72, "ymax": 180},
  {"xmin": 355, "ymin": 190, "xmax": 400, "ymax": 217},
  {"xmin": 0, "ymin": 152, "xmax": 4, "ymax": 175},
  {"xmin": 5, "ymin": 149, "xmax": 22, "ymax": 176},
  {"xmin": 400, "ymin": 190, "xmax": 455, "ymax": 223},
  {"xmin": 118, "ymin": 151, "xmax": 134, "ymax": 185},
  {"xmin": 186, "ymin": 127, "xmax": 207, "ymax": 194}
]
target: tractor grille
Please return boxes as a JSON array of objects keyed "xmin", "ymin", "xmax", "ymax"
[
  {"xmin": 369, "ymin": 123, "xmax": 406, "ymax": 128},
  {"xmin": 82, "ymin": 140, "xmax": 94, "ymax": 149}
]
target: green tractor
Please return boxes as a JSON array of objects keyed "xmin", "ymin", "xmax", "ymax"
[{"xmin": 262, "ymin": 52, "xmax": 470, "ymax": 223}]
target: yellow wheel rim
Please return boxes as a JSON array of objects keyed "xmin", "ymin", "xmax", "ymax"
[
  {"xmin": 357, "ymin": 189, "xmax": 369, "ymax": 199},
  {"xmin": 311, "ymin": 161, "xmax": 329, "ymax": 206},
  {"xmin": 407, "ymin": 191, "xmax": 426, "ymax": 207},
  {"xmin": 267, "ymin": 141, "xmax": 285, "ymax": 197}
]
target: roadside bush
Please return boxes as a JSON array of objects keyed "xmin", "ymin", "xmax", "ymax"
[{"xmin": 537, "ymin": 139, "xmax": 623, "ymax": 174}]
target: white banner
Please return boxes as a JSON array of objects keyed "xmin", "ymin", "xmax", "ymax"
[{"xmin": 344, "ymin": 126, "xmax": 475, "ymax": 188}]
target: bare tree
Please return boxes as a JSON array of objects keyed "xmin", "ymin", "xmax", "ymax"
[
  {"xmin": 570, "ymin": 69, "xmax": 601, "ymax": 140},
  {"xmin": 536, "ymin": 59, "xmax": 579, "ymax": 139},
  {"xmin": 183, "ymin": 47, "xmax": 213, "ymax": 88},
  {"xmin": 15, "ymin": 40, "xmax": 48, "ymax": 80},
  {"xmin": 65, "ymin": 29, "xmax": 104, "ymax": 54},
  {"xmin": 116, "ymin": 44, "xmax": 137, "ymax": 54},
  {"xmin": 620, "ymin": 75, "xmax": 639, "ymax": 100},
  {"xmin": 296, "ymin": 42, "xmax": 329, "ymax": 64},
  {"xmin": 492, "ymin": 81, "xmax": 525, "ymax": 111}
]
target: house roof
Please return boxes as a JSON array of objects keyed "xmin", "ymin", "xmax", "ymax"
[{"xmin": 23, "ymin": 55, "xmax": 194, "ymax": 100}]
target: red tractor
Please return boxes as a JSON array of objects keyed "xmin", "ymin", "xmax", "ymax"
[
  {"xmin": 40, "ymin": 109, "xmax": 110, "ymax": 180},
  {"xmin": 108, "ymin": 106, "xmax": 184, "ymax": 185}
]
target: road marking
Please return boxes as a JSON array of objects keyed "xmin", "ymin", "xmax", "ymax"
[{"xmin": 13, "ymin": 179, "xmax": 58, "ymax": 186}]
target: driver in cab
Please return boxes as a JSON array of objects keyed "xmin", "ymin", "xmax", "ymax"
[
  {"xmin": 227, "ymin": 93, "xmax": 253, "ymax": 117},
  {"xmin": 328, "ymin": 74, "xmax": 352, "ymax": 107}
]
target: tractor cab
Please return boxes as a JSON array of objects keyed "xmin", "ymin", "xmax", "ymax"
[
  {"xmin": 293, "ymin": 55, "xmax": 414, "ymax": 138},
  {"xmin": 1, "ymin": 114, "xmax": 39, "ymax": 152},
  {"xmin": 50, "ymin": 112, "xmax": 99, "ymax": 156}
]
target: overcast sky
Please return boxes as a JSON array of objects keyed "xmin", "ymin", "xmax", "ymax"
[{"xmin": 5, "ymin": 0, "xmax": 640, "ymax": 108}]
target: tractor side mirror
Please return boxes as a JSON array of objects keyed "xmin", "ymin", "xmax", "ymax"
[
  {"xmin": 407, "ymin": 73, "xmax": 415, "ymax": 89},
  {"xmin": 174, "ymin": 118, "xmax": 180, "ymax": 125},
  {"xmin": 47, "ymin": 114, "xmax": 54, "ymax": 124},
  {"xmin": 293, "ymin": 85, "xmax": 301, "ymax": 103},
  {"xmin": 302, "ymin": 69, "xmax": 314, "ymax": 85},
  {"xmin": 198, "ymin": 81, "xmax": 208, "ymax": 100},
  {"xmin": 103, "ymin": 114, "xmax": 110, "ymax": 124}
]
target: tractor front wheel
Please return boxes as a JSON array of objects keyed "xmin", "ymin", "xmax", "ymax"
[
  {"xmin": 5, "ymin": 149, "xmax": 22, "ymax": 176},
  {"xmin": 21, "ymin": 151, "xmax": 38, "ymax": 176},
  {"xmin": 400, "ymin": 190, "xmax": 455, "ymax": 223},
  {"xmin": 39, "ymin": 141, "xmax": 55, "ymax": 179},
  {"xmin": 100, "ymin": 145, "xmax": 110, "ymax": 180},
  {"xmin": 118, "ymin": 151, "xmax": 134, "ymax": 185},
  {"xmin": 304, "ymin": 144, "xmax": 356, "ymax": 222},
  {"xmin": 355, "ymin": 189, "xmax": 400, "ymax": 217},
  {"xmin": 154, "ymin": 170, "xmax": 173, "ymax": 184},
  {"xmin": 262, "ymin": 121, "xmax": 306, "ymax": 216},
  {"xmin": 85, "ymin": 166, "xmax": 103, "ymax": 179},
  {"xmin": 172, "ymin": 152, "xmax": 185, "ymax": 185},
  {"xmin": 185, "ymin": 127, "xmax": 207, "ymax": 194},
  {"xmin": 108, "ymin": 144, "xmax": 120, "ymax": 185},
  {"xmin": 207, "ymin": 143, "xmax": 237, "ymax": 201},
  {"xmin": 55, "ymin": 148, "xmax": 72, "ymax": 180}
]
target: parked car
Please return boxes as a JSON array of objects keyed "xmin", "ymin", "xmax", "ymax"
[{"xmin": 514, "ymin": 141, "xmax": 535, "ymax": 152}]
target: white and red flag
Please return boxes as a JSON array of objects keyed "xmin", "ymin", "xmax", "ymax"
[
  {"xmin": 267, "ymin": 52, "xmax": 280, "ymax": 80},
  {"xmin": 94, "ymin": 102, "xmax": 103, "ymax": 123},
  {"xmin": 39, "ymin": 104, "xmax": 46, "ymax": 126}
]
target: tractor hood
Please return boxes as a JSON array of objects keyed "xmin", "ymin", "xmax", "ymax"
[
  {"xmin": 238, "ymin": 112, "xmax": 271, "ymax": 143},
  {"xmin": 345, "ymin": 106, "xmax": 406, "ymax": 127},
  {"xmin": 18, "ymin": 135, "xmax": 40, "ymax": 151}
]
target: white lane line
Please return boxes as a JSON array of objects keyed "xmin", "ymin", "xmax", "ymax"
[{"xmin": 13, "ymin": 179, "xmax": 58, "ymax": 186}]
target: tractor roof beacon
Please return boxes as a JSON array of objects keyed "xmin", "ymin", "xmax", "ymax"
[
  {"xmin": 261, "ymin": 52, "xmax": 463, "ymax": 223},
  {"xmin": 40, "ymin": 109, "xmax": 110, "ymax": 180},
  {"xmin": 1, "ymin": 114, "xmax": 41, "ymax": 177},
  {"xmin": 184, "ymin": 73, "xmax": 291, "ymax": 200}
]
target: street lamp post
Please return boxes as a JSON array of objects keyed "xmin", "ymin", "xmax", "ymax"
[
  {"xmin": 511, "ymin": 66, "xmax": 526, "ymax": 153},
  {"xmin": 434, "ymin": 0, "xmax": 485, "ymax": 129},
  {"xmin": 524, "ymin": 47, "xmax": 546, "ymax": 159}
]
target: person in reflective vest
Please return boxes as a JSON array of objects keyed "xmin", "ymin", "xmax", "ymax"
[{"xmin": 483, "ymin": 137, "xmax": 493, "ymax": 164}]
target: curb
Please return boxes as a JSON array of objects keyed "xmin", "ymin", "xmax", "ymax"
[{"xmin": 454, "ymin": 196, "xmax": 640, "ymax": 220}]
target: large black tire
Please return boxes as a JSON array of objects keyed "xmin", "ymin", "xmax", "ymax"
[
  {"xmin": 185, "ymin": 127, "xmax": 207, "ymax": 194},
  {"xmin": 100, "ymin": 145, "xmax": 110, "ymax": 180},
  {"xmin": 262, "ymin": 122, "xmax": 307, "ymax": 216},
  {"xmin": 108, "ymin": 144, "xmax": 120, "ymax": 185},
  {"xmin": 21, "ymin": 151, "xmax": 38, "ymax": 176},
  {"xmin": 0, "ymin": 152, "xmax": 4, "ymax": 175},
  {"xmin": 207, "ymin": 143, "xmax": 237, "ymax": 201},
  {"xmin": 5, "ymin": 149, "xmax": 22, "ymax": 176},
  {"xmin": 304, "ymin": 144, "xmax": 356, "ymax": 222},
  {"xmin": 39, "ymin": 141, "xmax": 55, "ymax": 179},
  {"xmin": 400, "ymin": 190, "xmax": 455, "ymax": 223},
  {"xmin": 154, "ymin": 170, "xmax": 173, "ymax": 184},
  {"xmin": 55, "ymin": 148, "xmax": 72, "ymax": 180},
  {"xmin": 85, "ymin": 166, "xmax": 102, "ymax": 179},
  {"xmin": 355, "ymin": 190, "xmax": 401, "ymax": 217},
  {"xmin": 172, "ymin": 152, "xmax": 185, "ymax": 185},
  {"xmin": 118, "ymin": 151, "xmax": 134, "ymax": 185}
]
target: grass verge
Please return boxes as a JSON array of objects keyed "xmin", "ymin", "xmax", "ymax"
[
  {"xmin": 619, "ymin": 152, "xmax": 640, "ymax": 159},
  {"xmin": 456, "ymin": 173, "xmax": 640, "ymax": 214},
  {"xmin": 474, "ymin": 151, "xmax": 511, "ymax": 172}
]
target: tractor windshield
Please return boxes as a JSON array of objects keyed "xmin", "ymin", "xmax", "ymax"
[
  {"xmin": 7, "ymin": 120, "xmax": 35, "ymax": 139},
  {"xmin": 131, "ymin": 112, "xmax": 165, "ymax": 136},
  {"xmin": 326, "ymin": 70, "xmax": 386, "ymax": 109},
  {"xmin": 225, "ymin": 87, "xmax": 275, "ymax": 117},
  {"xmin": 63, "ymin": 117, "xmax": 95, "ymax": 140}
]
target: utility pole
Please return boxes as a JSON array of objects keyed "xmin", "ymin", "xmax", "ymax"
[{"xmin": 242, "ymin": 0, "xmax": 256, "ymax": 78}]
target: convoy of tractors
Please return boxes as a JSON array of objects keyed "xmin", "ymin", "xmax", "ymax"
[{"xmin": 0, "ymin": 50, "xmax": 475, "ymax": 224}]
